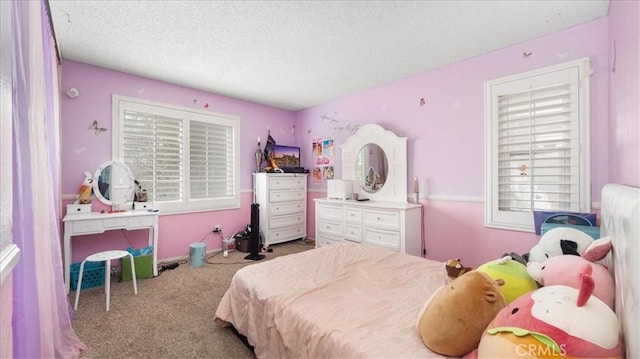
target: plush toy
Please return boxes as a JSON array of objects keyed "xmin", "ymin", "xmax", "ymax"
[
  {"xmin": 475, "ymin": 267, "xmax": 622, "ymax": 358},
  {"xmin": 527, "ymin": 240, "xmax": 615, "ymax": 309},
  {"xmin": 582, "ymin": 236, "xmax": 613, "ymax": 262},
  {"xmin": 525, "ymin": 227, "xmax": 594, "ymax": 263},
  {"xmin": 444, "ymin": 258, "xmax": 472, "ymax": 282},
  {"xmin": 77, "ymin": 171, "xmax": 93, "ymax": 204},
  {"xmin": 417, "ymin": 271, "xmax": 506, "ymax": 357},
  {"xmin": 476, "ymin": 256, "xmax": 538, "ymax": 304}
]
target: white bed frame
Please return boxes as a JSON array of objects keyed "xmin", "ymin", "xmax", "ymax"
[{"xmin": 601, "ymin": 184, "xmax": 639, "ymax": 358}]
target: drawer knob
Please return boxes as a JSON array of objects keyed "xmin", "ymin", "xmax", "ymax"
[{"xmin": 377, "ymin": 217, "xmax": 382, "ymax": 221}]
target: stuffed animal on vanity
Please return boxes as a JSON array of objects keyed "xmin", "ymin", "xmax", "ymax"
[
  {"xmin": 417, "ymin": 271, "xmax": 506, "ymax": 357},
  {"xmin": 77, "ymin": 171, "xmax": 93, "ymax": 204},
  {"xmin": 475, "ymin": 266, "xmax": 622, "ymax": 358}
]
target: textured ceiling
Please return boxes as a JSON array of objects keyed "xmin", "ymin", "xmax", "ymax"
[{"xmin": 48, "ymin": 0, "xmax": 609, "ymax": 111}]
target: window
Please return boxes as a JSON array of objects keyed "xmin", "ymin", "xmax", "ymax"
[
  {"xmin": 112, "ymin": 95, "xmax": 240, "ymax": 213},
  {"xmin": 485, "ymin": 58, "xmax": 591, "ymax": 232}
]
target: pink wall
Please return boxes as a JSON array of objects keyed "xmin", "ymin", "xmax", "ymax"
[
  {"xmin": 295, "ymin": 18, "xmax": 610, "ymax": 266},
  {"xmin": 608, "ymin": 0, "xmax": 640, "ymax": 187},
  {"xmin": 60, "ymin": 10, "xmax": 635, "ymax": 267},
  {"xmin": 60, "ymin": 61, "xmax": 295, "ymax": 262}
]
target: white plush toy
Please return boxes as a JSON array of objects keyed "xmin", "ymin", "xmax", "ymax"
[{"xmin": 525, "ymin": 227, "xmax": 594, "ymax": 263}]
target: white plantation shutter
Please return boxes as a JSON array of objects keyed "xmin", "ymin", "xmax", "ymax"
[
  {"xmin": 485, "ymin": 59, "xmax": 590, "ymax": 232},
  {"xmin": 189, "ymin": 121, "xmax": 235, "ymax": 199},
  {"xmin": 123, "ymin": 111, "xmax": 183, "ymax": 203},
  {"xmin": 113, "ymin": 96, "xmax": 240, "ymax": 213}
]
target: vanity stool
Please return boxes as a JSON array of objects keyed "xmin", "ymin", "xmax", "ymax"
[{"xmin": 74, "ymin": 250, "xmax": 138, "ymax": 312}]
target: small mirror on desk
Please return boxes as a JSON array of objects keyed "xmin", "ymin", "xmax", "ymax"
[{"xmin": 92, "ymin": 160, "xmax": 135, "ymax": 211}]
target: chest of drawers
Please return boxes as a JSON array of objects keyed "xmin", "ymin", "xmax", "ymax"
[
  {"xmin": 314, "ymin": 198, "xmax": 422, "ymax": 256},
  {"xmin": 254, "ymin": 173, "xmax": 308, "ymax": 247}
]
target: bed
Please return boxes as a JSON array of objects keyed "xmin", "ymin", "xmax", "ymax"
[{"xmin": 215, "ymin": 183, "xmax": 639, "ymax": 358}]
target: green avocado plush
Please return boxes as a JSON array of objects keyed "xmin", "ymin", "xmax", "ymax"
[{"xmin": 476, "ymin": 255, "xmax": 538, "ymax": 303}]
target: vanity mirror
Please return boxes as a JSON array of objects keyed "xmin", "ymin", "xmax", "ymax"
[
  {"xmin": 356, "ymin": 143, "xmax": 388, "ymax": 193},
  {"xmin": 92, "ymin": 160, "xmax": 135, "ymax": 209},
  {"xmin": 341, "ymin": 124, "xmax": 407, "ymax": 202}
]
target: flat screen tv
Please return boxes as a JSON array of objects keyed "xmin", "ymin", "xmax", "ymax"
[{"xmin": 265, "ymin": 144, "xmax": 301, "ymax": 170}]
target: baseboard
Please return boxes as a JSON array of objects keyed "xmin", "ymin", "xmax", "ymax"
[{"xmin": 157, "ymin": 247, "xmax": 222, "ymax": 266}]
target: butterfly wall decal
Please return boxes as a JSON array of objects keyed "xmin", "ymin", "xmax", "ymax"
[{"xmin": 88, "ymin": 120, "xmax": 107, "ymax": 135}]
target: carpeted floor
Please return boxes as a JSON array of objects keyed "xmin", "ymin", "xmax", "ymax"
[{"xmin": 70, "ymin": 240, "xmax": 314, "ymax": 359}]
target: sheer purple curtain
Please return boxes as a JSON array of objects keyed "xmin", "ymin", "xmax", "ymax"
[{"xmin": 12, "ymin": 1, "xmax": 86, "ymax": 357}]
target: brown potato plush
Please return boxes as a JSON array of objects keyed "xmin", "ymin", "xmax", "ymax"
[{"xmin": 416, "ymin": 271, "xmax": 506, "ymax": 357}]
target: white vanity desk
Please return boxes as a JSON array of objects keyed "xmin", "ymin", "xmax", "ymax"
[{"xmin": 63, "ymin": 210, "xmax": 159, "ymax": 294}]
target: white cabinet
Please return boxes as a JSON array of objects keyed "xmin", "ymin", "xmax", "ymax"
[
  {"xmin": 254, "ymin": 173, "xmax": 308, "ymax": 247},
  {"xmin": 314, "ymin": 199, "xmax": 422, "ymax": 256}
]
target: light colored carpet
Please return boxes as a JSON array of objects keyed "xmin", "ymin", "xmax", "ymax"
[{"xmin": 70, "ymin": 240, "xmax": 314, "ymax": 359}]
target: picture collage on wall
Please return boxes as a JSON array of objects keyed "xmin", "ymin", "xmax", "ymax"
[{"xmin": 312, "ymin": 137, "xmax": 334, "ymax": 183}]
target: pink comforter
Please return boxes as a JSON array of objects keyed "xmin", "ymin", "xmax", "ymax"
[{"xmin": 215, "ymin": 242, "xmax": 451, "ymax": 358}]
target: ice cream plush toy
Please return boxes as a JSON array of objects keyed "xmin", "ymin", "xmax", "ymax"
[
  {"xmin": 475, "ymin": 265, "xmax": 622, "ymax": 358},
  {"xmin": 476, "ymin": 255, "xmax": 538, "ymax": 303}
]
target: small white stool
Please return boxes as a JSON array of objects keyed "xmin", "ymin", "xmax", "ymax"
[{"xmin": 74, "ymin": 250, "xmax": 138, "ymax": 312}]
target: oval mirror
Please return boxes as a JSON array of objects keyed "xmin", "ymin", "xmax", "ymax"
[
  {"xmin": 92, "ymin": 160, "xmax": 135, "ymax": 209},
  {"xmin": 355, "ymin": 144, "xmax": 388, "ymax": 193}
]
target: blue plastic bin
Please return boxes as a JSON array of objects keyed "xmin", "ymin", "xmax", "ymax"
[{"xmin": 70, "ymin": 261, "xmax": 105, "ymax": 291}]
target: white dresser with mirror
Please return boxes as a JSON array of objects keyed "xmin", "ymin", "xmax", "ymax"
[{"xmin": 314, "ymin": 124, "xmax": 423, "ymax": 256}]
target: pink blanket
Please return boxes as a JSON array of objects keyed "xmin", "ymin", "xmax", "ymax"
[{"xmin": 215, "ymin": 242, "xmax": 451, "ymax": 358}]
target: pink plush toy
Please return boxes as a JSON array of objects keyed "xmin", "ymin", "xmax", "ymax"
[
  {"xmin": 527, "ymin": 239, "xmax": 615, "ymax": 309},
  {"xmin": 474, "ymin": 268, "xmax": 623, "ymax": 358}
]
